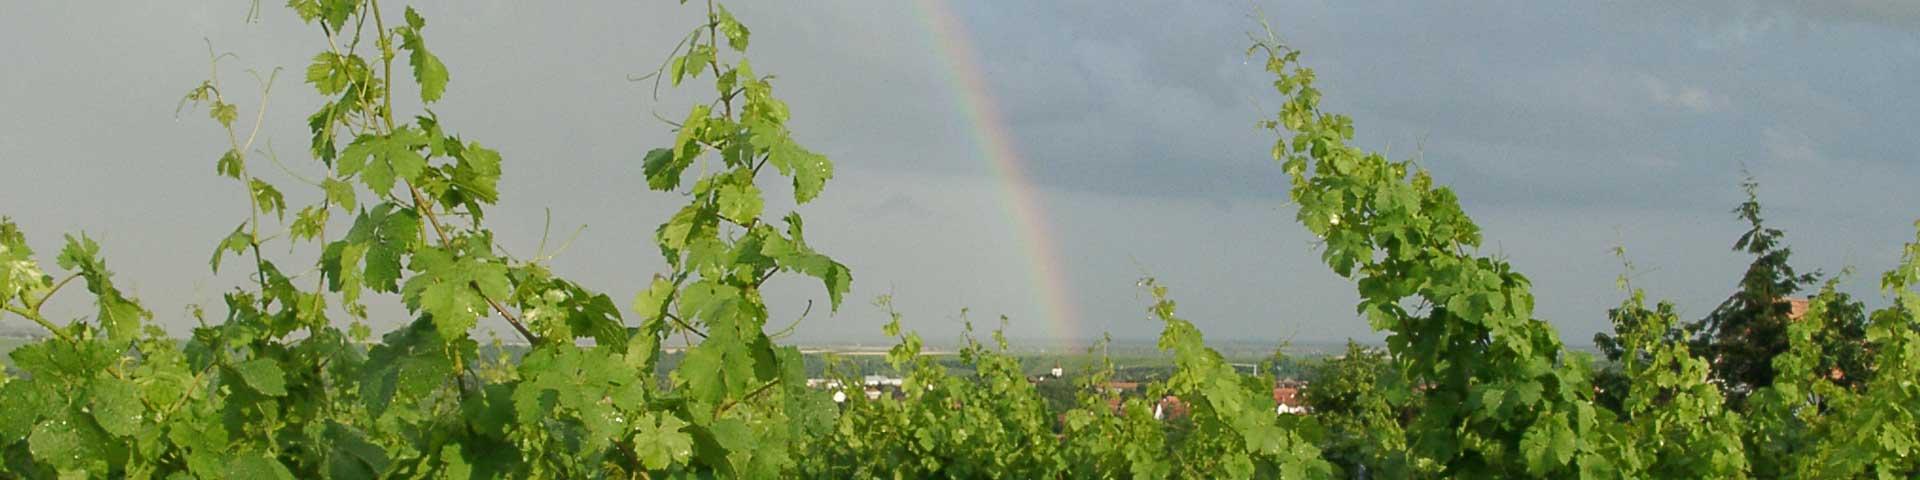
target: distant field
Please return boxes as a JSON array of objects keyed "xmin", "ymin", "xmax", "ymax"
[{"xmin": 0, "ymin": 336, "xmax": 1335, "ymax": 378}]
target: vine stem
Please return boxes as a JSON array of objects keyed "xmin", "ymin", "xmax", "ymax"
[
  {"xmin": 3, "ymin": 303, "xmax": 74, "ymax": 343},
  {"xmin": 157, "ymin": 362, "xmax": 218, "ymax": 423},
  {"xmin": 26, "ymin": 273, "xmax": 80, "ymax": 312},
  {"xmin": 370, "ymin": 0, "xmax": 396, "ymax": 131},
  {"xmin": 204, "ymin": 49, "xmax": 278, "ymax": 295},
  {"xmin": 7, "ymin": 272, "xmax": 84, "ymax": 342},
  {"xmin": 664, "ymin": 312, "xmax": 707, "ymax": 339},
  {"xmin": 407, "ymin": 183, "xmax": 538, "ymax": 345},
  {"xmin": 715, "ymin": 378, "xmax": 781, "ymax": 419},
  {"xmin": 361, "ymin": 0, "xmax": 536, "ymax": 346},
  {"xmin": 704, "ymin": 0, "xmax": 730, "ymax": 119},
  {"xmin": 765, "ymin": 299, "xmax": 810, "ymax": 339}
]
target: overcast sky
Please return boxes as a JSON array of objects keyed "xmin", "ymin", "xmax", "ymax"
[{"xmin": 3, "ymin": 1, "xmax": 1917, "ymax": 348}]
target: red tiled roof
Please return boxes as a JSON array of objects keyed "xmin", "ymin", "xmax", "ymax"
[
  {"xmin": 1272, "ymin": 386, "xmax": 1303, "ymax": 408},
  {"xmin": 1156, "ymin": 396, "xmax": 1190, "ymax": 419},
  {"xmin": 1784, "ymin": 297, "xmax": 1810, "ymax": 320}
]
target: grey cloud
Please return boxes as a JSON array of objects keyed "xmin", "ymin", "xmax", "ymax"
[
  {"xmin": 2, "ymin": 1, "xmax": 1917, "ymax": 346},
  {"xmin": 1655, "ymin": 0, "xmax": 1920, "ymax": 36}
]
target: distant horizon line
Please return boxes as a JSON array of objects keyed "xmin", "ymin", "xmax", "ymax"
[{"xmin": 0, "ymin": 333, "xmax": 1607, "ymax": 351}]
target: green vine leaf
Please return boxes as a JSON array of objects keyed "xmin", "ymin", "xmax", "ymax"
[
  {"xmin": 87, "ymin": 377, "xmax": 145, "ymax": 437},
  {"xmin": 715, "ymin": 5, "xmax": 750, "ymax": 51},
  {"xmin": 210, "ymin": 223, "xmax": 251, "ymax": 273},
  {"xmin": 321, "ymin": 178, "xmax": 357, "ymax": 210},
  {"xmin": 230, "ymin": 358, "xmax": 288, "ymax": 397},
  {"xmin": 399, "ymin": 7, "xmax": 450, "ymax": 103},
  {"xmin": 56, "ymin": 234, "xmax": 148, "ymax": 344},
  {"xmin": 634, "ymin": 413, "xmax": 694, "ymax": 470},
  {"xmin": 338, "ymin": 127, "xmax": 430, "ymax": 195},
  {"xmin": 401, "ymin": 245, "xmax": 510, "ymax": 338}
]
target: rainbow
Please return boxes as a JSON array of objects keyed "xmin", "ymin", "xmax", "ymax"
[{"xmin": 913, "ymin": 0, "xmax": 1082, "ymax": 347}]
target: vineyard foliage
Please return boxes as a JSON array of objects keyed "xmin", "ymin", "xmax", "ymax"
[{"xmin": 2, "ymin": 2, "xmax": 1918, "ymax": 478}]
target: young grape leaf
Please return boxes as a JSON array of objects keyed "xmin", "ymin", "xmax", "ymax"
[
  {"xmin": 210, "ymin": 223, "xmax": 250, "ymax": 273},
  {"xmin": 634, "ymin": 413, "xmax": 693, "ymax": 470},
  {"xmin": 400, "ymin": 8, "xmax": 449, "ymax": 103},
  {"xmin": 230, "ymin": 358, "xmax": 288, "ymax": 397},
  {"xmin": 88, "ymin": 376, "xmax": 145, "ymax": 437},
  {"xmin": 57, "ymin": 234, "xmax": 148, "ymax": 344},
  {"xmin": 225, "ymin": 452, "xmax": 295, "ymax": 480},
  {"xmin": 338, "ymin": 127, "xmax": 431, "ymax": 194},
  {"xmin": 401, "ymin": 246, "xmax": 510, "ymax": 338},
  {"xmin": 322, "ymin": 178, "xmax": 357, "ymax": 210},
  {"xmin": 450, "ymin": 141, "xmax": 502, "ymax": 204}
]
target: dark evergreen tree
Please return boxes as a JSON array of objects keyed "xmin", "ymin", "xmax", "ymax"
[
  {"xmin": 1803, "ymin": 289, "xmax": 1873, "ymax": 390},
  {"xmin": 1688, "ymin": 176, "xmax": 1819, "ymax": 406}
]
